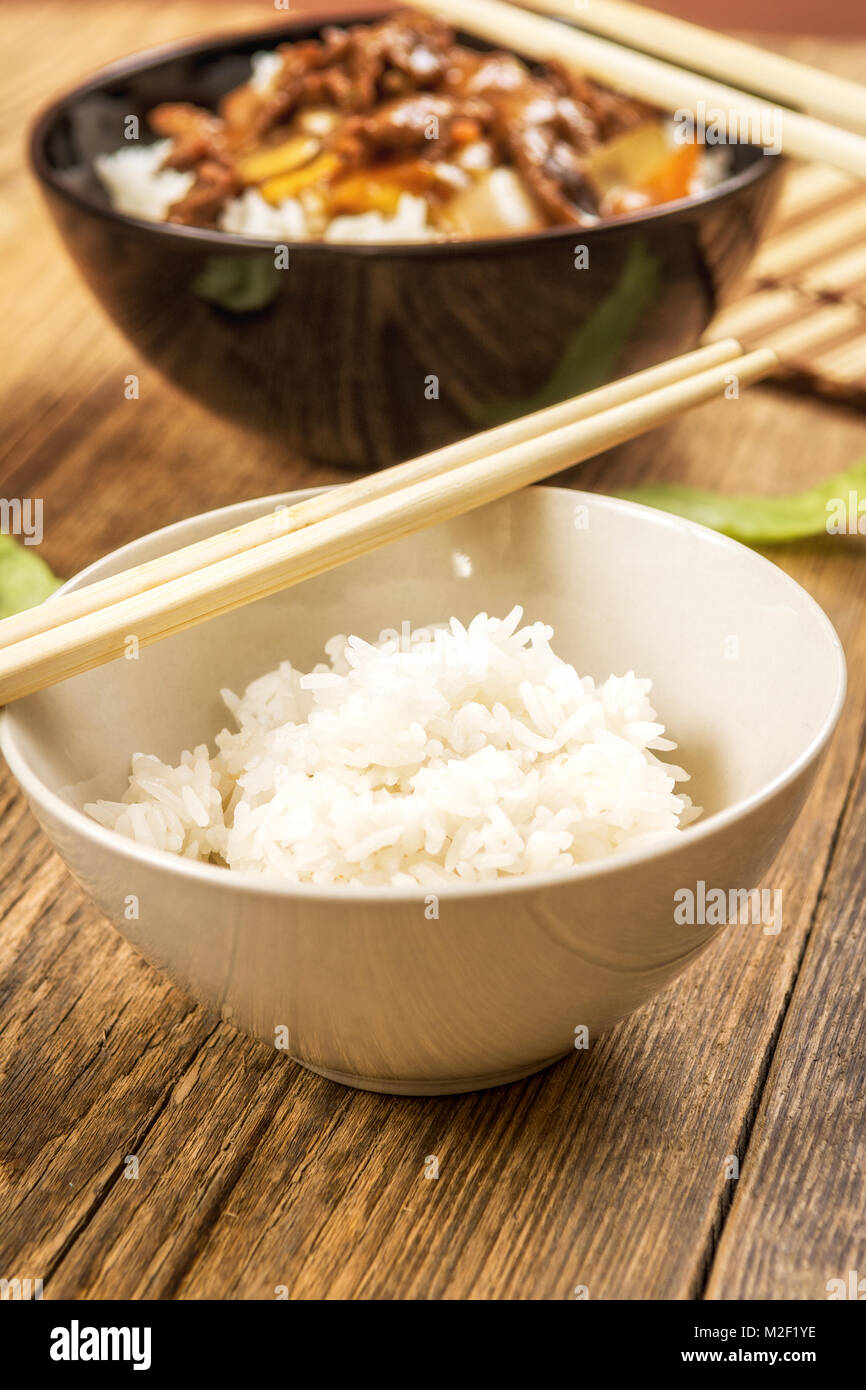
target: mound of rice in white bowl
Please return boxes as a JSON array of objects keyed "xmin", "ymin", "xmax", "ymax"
[{"xmin": 85, "ymin": 609, "xmax": 700, "ymax": 887}]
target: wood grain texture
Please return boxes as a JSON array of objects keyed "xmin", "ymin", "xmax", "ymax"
[
  {"xmin": 0, "ymin": 1, "xmax": 864, "ymax": 1300},
  {"xmin": 706, "ymin": 737, "xmax": 866, "ymax": 1301}
]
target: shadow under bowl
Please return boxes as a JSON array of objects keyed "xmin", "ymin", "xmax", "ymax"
[
  {"xmin": 29, "ymin": 11, "xmax": 785, "ymax": 469},
  {"xmin": 0, "ymin": 487, "xmax": 846, "ymax": 1093}
]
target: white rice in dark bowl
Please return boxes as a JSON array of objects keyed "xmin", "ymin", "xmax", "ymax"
[
  {"xmin": 94, "ymin": 44, "xmax": 731, "ymax": 246},
  {"xmin": 85, "ymin": 609, "xmax": 700, "ymax": 887}
]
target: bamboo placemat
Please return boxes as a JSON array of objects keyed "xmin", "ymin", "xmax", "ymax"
[{"xmin": 705, "ymin": 163, "xmax": 866, "ymax": 407}]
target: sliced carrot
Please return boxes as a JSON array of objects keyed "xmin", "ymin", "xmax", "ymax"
[
  {"xmin": 326, "ymin": 161, "xmax": 445, "ymax": 216},
  {"xmin": 328, "ymin": 178, "xmax": 404, "ymax": 217},
  {"xmin": 642, "ymin": 142, "xmax": 701, "ymax": 204}
]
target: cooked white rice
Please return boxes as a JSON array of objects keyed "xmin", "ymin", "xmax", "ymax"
[
  {"xmin": 323, "ymin": 192, "xmax": 431, "ymax": 243},
  {"xmin": 95, "ymin": 140, "xmax": 433, "ymax": 242},
  {"xmin": 249, "ymin": 50, "xmax": 284, "ymax": 94},
  {"xmin": 93, "ymin": 48, "xmax": 438, "ymax": 242},
  {"xmin": 85, "ymin": 610, "xmax": 699, "ymax": 888},
  {"xmin": 95, "ymin": 139, "xmax": 194, "ymax": 221},
  {"xmin": 95, "ymin": 46, "xmax": 731, "ymax": 244}
]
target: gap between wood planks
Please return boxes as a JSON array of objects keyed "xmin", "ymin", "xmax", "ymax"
[
  {"xmin": 706, "ymin": 723, "xmax": 866, "ymax": 1299},
  {"xmin": 694, "ymin": 722, "xmax": 866, "ymax": 1299},
  {"xmin": 39, "ymin": 1016, "xmax": 224, "ymax": 1290}
]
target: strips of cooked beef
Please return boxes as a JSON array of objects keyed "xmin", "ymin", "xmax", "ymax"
[
  {"xmin": 152, "ymin": 8, "xmax": 663, "ymax": 230},
  {"xmin": 149, "ymin": 103, "xmax": 241, "ymax": 225},
  {"xmin": 335, "ymin": 92, "xmax": 494, "ymax": 166},
  {"xmin": 222, "ymin": 11, "xmax": 456, "ymax": 142}
]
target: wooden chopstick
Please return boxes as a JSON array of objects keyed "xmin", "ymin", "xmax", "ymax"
[
  {"xmin": 0, "ymin": 338, "xmax": 741, "ymax": 653},
  {"xmin": 772, "ymin": 166, "xmax": 861, "ymax": 227},
  {"xmin": 705, "ymin": 287, "xmax": 812, "ymax": 347},
  {"xmin": 749, "ymin": 198, "xmax": 866, "ymax": 282},
  {"xmin": 411, "ymin": 0, "xmax": 866, "ymax": 179},
  {"xmin": 799, "ymin": 244, "xmax": 866, "ymax": 305},
  {"xmin": 746, "ymin": 302, "xmax": 865, "ymax": 362},
  {"xmin": 0, "ymin": 344, "xmax": 777, "ymax": 706},
  {"xmin": 520, "ymin": 0, "xmax": 866, "ymax": 135},
  {"xmin": 706, "ymin": 289, "xmax": 866, "ymax": 354},
  {"xmin": 812, "ymin": 333, "xmax": 866, "ymax": 386},
  {"xmin": 773, "ymin": 166, "xmax": 862, "ymax": 227}
]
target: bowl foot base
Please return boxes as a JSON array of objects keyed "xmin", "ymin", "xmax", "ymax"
[{"xmin": 296, "ymin": 1051, "xmax": 572, "ymax": 1096}]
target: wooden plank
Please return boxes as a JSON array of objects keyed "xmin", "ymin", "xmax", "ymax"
[
  {"xmin": 706, "ymin": 738, "xmax": 866, "ymax": 1301},
  {"xmin": 0, "ymin": 789, "xmax": 219, "ymax": 1280}
]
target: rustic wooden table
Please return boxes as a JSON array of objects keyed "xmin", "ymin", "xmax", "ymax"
[{"xmin": 1, "ymin": 1, "xmax": 864, "ymax": 1301}]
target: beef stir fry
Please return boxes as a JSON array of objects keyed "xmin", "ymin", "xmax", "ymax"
[{"xmin": 97, "ymin": 9, "xmax": 713, "ymax": 241}]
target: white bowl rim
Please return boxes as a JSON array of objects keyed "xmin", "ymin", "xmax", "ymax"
[{"xmin": 1, "ymin": 486, "xmax": 847, "ymax": 904}]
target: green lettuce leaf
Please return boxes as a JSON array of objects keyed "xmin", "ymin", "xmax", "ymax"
[
  {"xmin": 617, "ymin": 462, "xmax": 866, "ymax": 544},
  {"xmin": 0, "ymin": 535, "xmax": 62, "ymax": 620}
]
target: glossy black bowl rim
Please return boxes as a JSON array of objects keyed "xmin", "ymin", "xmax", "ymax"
[{"xmin": 29, "ymin": 8, "xmax": 784, "ymax": 259}]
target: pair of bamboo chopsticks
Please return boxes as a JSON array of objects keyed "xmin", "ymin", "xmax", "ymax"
[
  {"xmin": 412, "ymin": 0, "xmax": 866, "ymax": 178},
  {"xmin": 519, "ymin": 0, "xmax": 866, "ymax": 134},
  {"xmin": 0, "ymin": 338, "xmax": 777, "ymax": 705}
]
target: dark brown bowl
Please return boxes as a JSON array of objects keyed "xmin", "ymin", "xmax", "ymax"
[{"xmin": 30, "ymin": 11, "xmax": 784, "ymax": 469}]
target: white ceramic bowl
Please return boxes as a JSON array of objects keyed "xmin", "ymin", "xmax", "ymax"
[{"xmin": 1, "ymin": 487, "xmax": 846, "ymax": 1094}]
